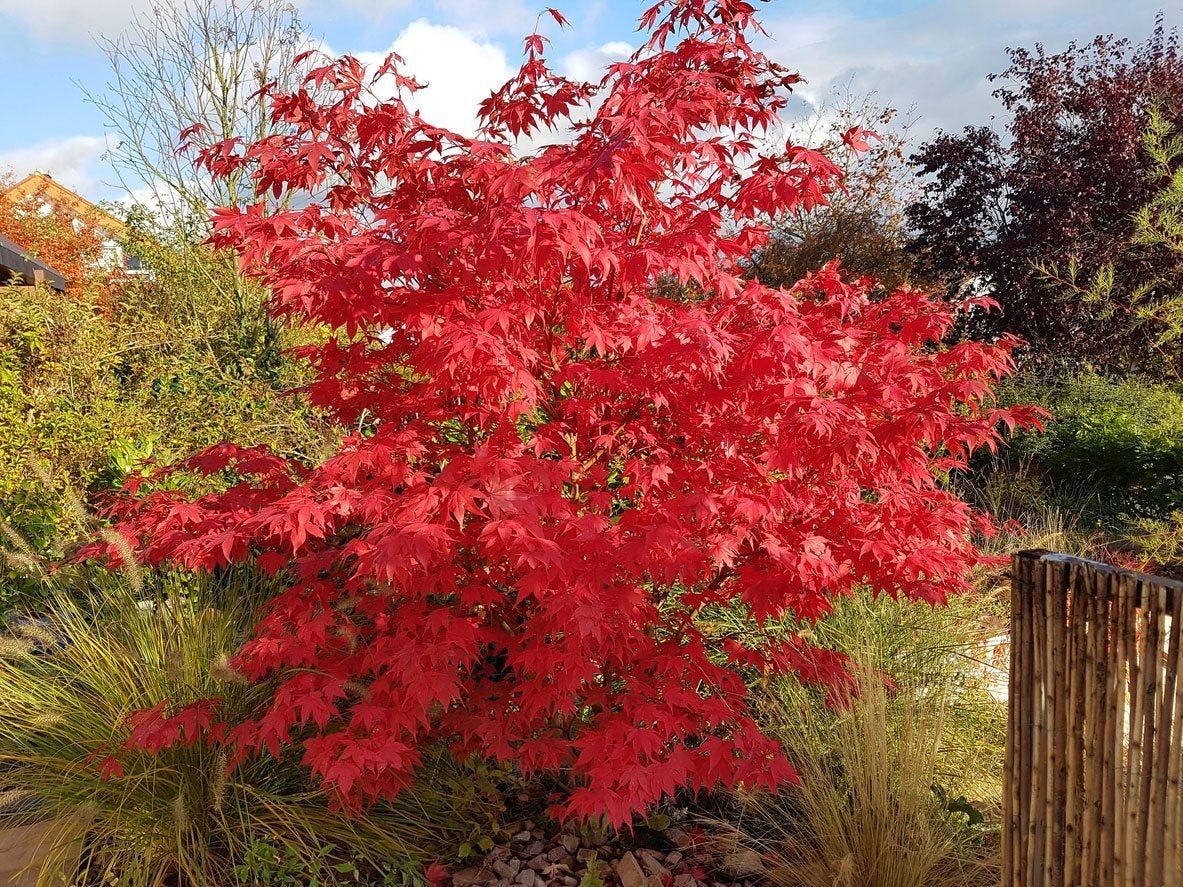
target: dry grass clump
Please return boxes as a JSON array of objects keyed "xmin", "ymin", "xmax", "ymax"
[{"xmin": 741, "ymin": 660, "xmax": 997, "ymax": 887}]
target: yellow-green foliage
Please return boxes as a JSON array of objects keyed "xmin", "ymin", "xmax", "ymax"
[
  {"xmin": 0, "ymin": 564, "xmax": 497, "ymax": 886},
  {"xmin": 1130, "ymin": 105, "xmax": 1183, "ymax": 345},
  {"xmin": 0, "ymin": 235, "xmax": 335, "ymax": 604}
]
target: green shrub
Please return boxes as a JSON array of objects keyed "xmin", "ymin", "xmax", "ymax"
[
  {"xmin": 981, "ymin": 372, "xmax": 1183, "ymax": 567},
  {"xmin": 0, "ymin": 560, "xmax": 496, "ymax": 886},
  {"xmin": 0, "ymin": 236, "xmax": 335, "ymax": 607},
  {"xmin": 996, "ymin": 372, "xmax": 1183, "ymax": 523}
]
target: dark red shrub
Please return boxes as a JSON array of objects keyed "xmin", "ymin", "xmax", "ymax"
[{"xmin": 908, "ymin": 21, "xmax": 1183, "ymax": 372}]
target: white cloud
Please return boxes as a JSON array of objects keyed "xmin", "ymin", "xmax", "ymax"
[
  {"xmin": 0, "ymin": 0, "xmax": 155, "ymax": 43},
  {"xmin": 306, "ymin": 0, "xmax": 532, "ymax": 34},
  {"xmin": 760, "ymin": 1, "xmax": 1181, "ymax": 142},
  {"xmin": 357, "ymin": 20, "xmax": 513, "ymax": 136},
  {"xmin": 0, "ymin": 135, "xmax": 114, "ymax": 195},
  {"xmin": 562, "ymin": 40, "xmax": 632, "ymax": 82},
  {"xmin": 432, "ymin": 0, "xmax": 532, "ymax": 34}
]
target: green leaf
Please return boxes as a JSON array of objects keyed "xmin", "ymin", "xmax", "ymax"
[{"xmin": 645, "ymin": 812, "xmax": 671, "ymax": 831}]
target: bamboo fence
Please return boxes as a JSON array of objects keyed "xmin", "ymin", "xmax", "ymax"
[{"xmin": 1005, "ymin": 550, "xmax": 1183, "ymax": 886}]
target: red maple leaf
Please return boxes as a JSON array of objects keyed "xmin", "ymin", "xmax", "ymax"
[{"xmin": 841, "ymin": 125, "xmax": 880, "ymax": 152}]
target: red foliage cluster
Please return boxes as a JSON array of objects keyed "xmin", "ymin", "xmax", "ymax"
[{"xmin": 104, "ymin": 0, "xmax": 1035, "ymax": 825}]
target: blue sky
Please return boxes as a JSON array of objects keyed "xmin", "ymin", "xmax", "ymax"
[{"xmin": 0, "ymin": 0, "xmax": 1178, "ymax": 201}]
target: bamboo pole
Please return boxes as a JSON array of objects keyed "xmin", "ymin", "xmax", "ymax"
[
  {"xmin": 1027, "ymin": 555, "xmax": 1048, "ymax": 886},
  {"xmin": 1005, "ymin": 553, "xmax": 1021, "ymax": 886},
  {"xmin": 1100, "ymin": 568, "xmax": 1121, "ymax": 887},
  {"xmin": 1016, "ymin": 552, "xmax": 1035, "ymax": 885},
  {"xmin": 1082, "ymin": 567, "xmax": 1102, "ymax": 885},
  {"xmin": 1064, "ymin": 561, "xmax": 1087, "ymax": 886},
  {"xmin": 1046, "ymin": 558, "xmax": 1065, "ymax": 886},
  {"xmin": 1125, "ymin": 575, "xmax": 1146, "ymax": 887},
  {"xmin": 1135, "ymin": 581, "xmax": 1159, "ymax": 887},
  {"xmin": 1166, "ymin": 587, "xmax": 1183, "ymax": 887},
  {"xmin": 1095, "ymin": 571, "xmax": 1112, "ymax": 882},
  {"xmin": 1147, "ymin": 585, "xmax": 1174, "ymax": 886},
  {"xmin": 1115, "ymin": 570, "xmax": 1136, "ymax": 887}
]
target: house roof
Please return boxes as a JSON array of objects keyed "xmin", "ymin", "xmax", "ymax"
[
  {"xmin": 0, "ymin": 231, "xmax": 67, "ymax": 291},
  {"xmin": 2, "ymin": 172, "xmax": 128, "ymax": 238}
]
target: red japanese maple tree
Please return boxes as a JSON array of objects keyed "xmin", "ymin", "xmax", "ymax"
[{"xmin": 105, "ymin": 0, "xmax": 1034, "ymax": 825}]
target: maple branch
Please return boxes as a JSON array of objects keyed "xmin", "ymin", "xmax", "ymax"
[{"xmin": 704, "ymin": 567, "xmax": 737, "ymax": 594}]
